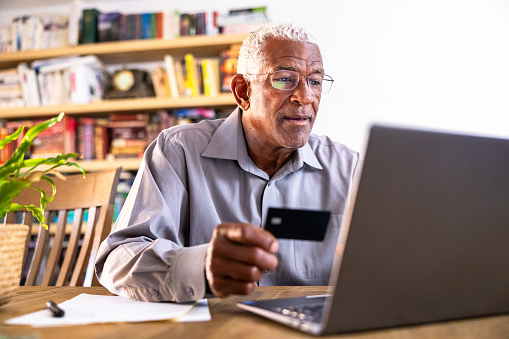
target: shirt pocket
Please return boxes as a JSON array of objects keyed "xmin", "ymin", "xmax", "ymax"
[{"xmin": 294, "ymin": 214, "xmax": 343, "ymax": 280}]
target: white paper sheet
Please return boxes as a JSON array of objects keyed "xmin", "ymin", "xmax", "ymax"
[{"xmin": 5, "ymin": 293, "xmax": 211, "ymax": 327}]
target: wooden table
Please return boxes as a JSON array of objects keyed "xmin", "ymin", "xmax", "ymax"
[{"xmin": 1, "ymin": 286, "xmax": 508, "ymax": 339}]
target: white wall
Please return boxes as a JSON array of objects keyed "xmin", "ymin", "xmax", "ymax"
[{"xmin": 2, "ymin": 0, "xmax": 509, "ymax": 154}]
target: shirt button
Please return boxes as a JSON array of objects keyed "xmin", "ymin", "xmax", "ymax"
[
  {"xmin": 187, "ymin": 287, "xmax": 195, "ymax": 297},
  {"xmin": 152, "ymin": 290, "xmax": 160, "ymax": 297}
]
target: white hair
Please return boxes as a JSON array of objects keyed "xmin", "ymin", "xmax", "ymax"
[{"xmin": 237, "ymin": 21, "xmax": 318, "ymax": 80}]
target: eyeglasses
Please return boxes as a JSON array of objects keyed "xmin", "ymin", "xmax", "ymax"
[{"xmin": 247, "ymin": 70, "xmax": 334, "ymax": 93}]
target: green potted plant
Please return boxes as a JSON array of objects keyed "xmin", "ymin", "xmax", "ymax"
[{"xmin": 0, "ymin": 112, "xmax": 85, "ymax": 306}]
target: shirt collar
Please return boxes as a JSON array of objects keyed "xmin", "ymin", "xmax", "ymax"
[{"xmin": 201, "ymin": 107, "xmax": 323, "ymax": 170}]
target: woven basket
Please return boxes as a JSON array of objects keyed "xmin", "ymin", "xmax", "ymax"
[{"xmin": 0, "ymin": 224, "xmax": 29, "ymax": 306}]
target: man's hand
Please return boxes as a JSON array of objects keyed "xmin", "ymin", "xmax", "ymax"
[{"xmin": 205, "ymin": 222, "xmax": 279, "ymax": 298}]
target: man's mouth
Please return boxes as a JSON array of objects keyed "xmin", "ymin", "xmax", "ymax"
[{"xmin": 284, "ymin": 116, "xmax": 311, "ymax": 124}]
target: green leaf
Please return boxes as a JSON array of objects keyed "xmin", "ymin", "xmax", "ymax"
[
  {"xmin": 5, "ymin": 203, "xmax": 48, "ymax": 230},
  {"xmin": 0, "ymin": 180, "xmax": 31, "ymax": 220},
  {"xmin": 0, "ymin": 125, "xmax": 24, "ymax": 150}
]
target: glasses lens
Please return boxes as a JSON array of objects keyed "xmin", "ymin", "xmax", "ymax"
[
  {"xmin": 321, "ymin": 75, "xmax": 334, "ymax": 93},
  {"xmin": 307, "ymin": 74, "xmax": 325, "ymax": 92},
  {"xmin": 271, "ymin": 71, "xmax": 299, "ymax": 90}
]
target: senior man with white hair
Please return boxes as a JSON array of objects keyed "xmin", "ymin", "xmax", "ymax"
[{"xmin": 95, "ymin": 21, "xmax": 360, "ymax": 303}]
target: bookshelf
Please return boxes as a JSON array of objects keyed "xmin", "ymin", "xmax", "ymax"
[
  {"xmin": 0, "ymin": 34, "xmax": 247, "ymax": 68},
  {"xmin": 0, "ymin": 33, "xmax": 246, "ymax": 173}
]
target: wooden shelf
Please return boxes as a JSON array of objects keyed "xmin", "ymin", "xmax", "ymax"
[
  {"xmin": 0, "ymin": 34, "xmax": 247, "ymax": 68},
  {"xmin": 0, "ymin": 94, "xmax": 237, "ymax": 119}
]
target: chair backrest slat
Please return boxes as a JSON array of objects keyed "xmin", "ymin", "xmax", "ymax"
[{"xmin": 56, "ymin": 208, "xmax": 84, "ymax": 286}]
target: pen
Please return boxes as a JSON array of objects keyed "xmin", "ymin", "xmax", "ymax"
[{"xmin": 47, "ymin": 300, "xmax": 65, "ymax": 317}]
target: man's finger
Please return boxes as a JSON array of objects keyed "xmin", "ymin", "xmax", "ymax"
[
  {"xmin": 216, "ymin": 222, "xmax": 279, "ymax": 253},
  {"xmin": 211, "ymin": 227, "xmax": 278, "ymax": 271}
]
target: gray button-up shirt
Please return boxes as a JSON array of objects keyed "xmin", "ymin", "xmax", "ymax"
[{"xmin": 95, "ymin": 108, "xmax": 360, "ymax": 302}]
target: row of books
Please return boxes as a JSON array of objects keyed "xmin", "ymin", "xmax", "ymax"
[
  {"xmin": 1, "ymin": 15, "xmax": 71, "ymax": 53},
  {"xmin": 153, "ymin": 46, "xmax": 239, "ymax": 99},
  {"xmin": 80, "ymin": 6, "xmax": 269, "ymax": 44},
  {"xmin": 0, "ymin": 109, "xmax": 219, "ymax": 164},
  {"xmin": 0, "ymin": 6, "xmax": 269, "ymax": 53},
  {"xmin": 1, "ymin": 44, "xmax": 238, "ymax": 108},
  {"xmin": 81, "ymin": 9, "xmax": 176, "ymax": 44}
]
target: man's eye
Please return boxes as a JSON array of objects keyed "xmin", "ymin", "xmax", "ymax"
[
  {"xmin": 308, "ymin": 77, "xmax": 323, "ymax": 87},
  {"xmin": 274, "ymin": 77, "xmax": 294, "ymax": 83}
]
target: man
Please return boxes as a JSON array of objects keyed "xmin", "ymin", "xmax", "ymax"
[{"xmin": 95, "ymin": 21, "xmax": 360, "ymax": 303}]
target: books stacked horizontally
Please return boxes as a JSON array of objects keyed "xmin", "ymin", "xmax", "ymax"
[
  {"xmin": 108, "ymin": 113, "xmax": 150, "ymax": 160},
  {"xmin": 31, "ymin": 115, "xmax": 77, "ymax": 159},
  {"xmin": 0, "ymin": 68, "xmax": 23, "ymax": 108}
]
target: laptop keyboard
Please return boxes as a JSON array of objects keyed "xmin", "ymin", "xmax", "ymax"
[{"xmin": 271, "ymin": 303, "xmax": 324, "ymax": 323}]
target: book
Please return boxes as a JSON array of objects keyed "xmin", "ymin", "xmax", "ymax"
[
  {"xmin": 0, "ymin": 68, "xmax": 19, "ymax": 85},
  {"xmin": 141, "ymin": 13, "xmax": 152, "ymax": 39},
  {"xmin": 80, "ymin": 8, "xmax": 100, "ymax": 44},
  {"xmin": 125, "ymin": 14, "xmax": 136, "ymax": 40},
  {"xmin": 0, "ymin": 25, "xmax": 12, "ymax": 53},
  {"xmin": 94, "ymin": 118, "xmax": 109, "ymax": 160},
  {"xmin": 155, "ymin": 12, "xmax": 163, "ymax": 39},
  {"xmin": 78, "ymin": 117, "xmax": 95, "ymax": 160},
  {"xmin": 151, "ymin": 66, "xmax": 167, "ymax": 98},
  {"xmin": 184, "ymin": 53, "xmax": 200, "ymax": 97},
  {"xmin": 97, "ymin": 12, "xmax": 122, "ymax": 42},
  {"xmin": 0, "ymin": 84, "xmax": 22, "ymax": 99},
  {"xmin": 201, "ymin": 58, "xmax": 220, "ymax": 97},
  {"xmin": 68, "ymin": 0, "xmax": 81, "ymax": 46},
  {"xmin": 164, "ymin": 54, "xmax": 180, "ymax": 98},
  {"xmin": 173, "ymin": 60, "xmax": 187, "ymax": 98},
  {"xmin": 118, "ymin": 14, "xmax": 127, "ymax": 41},
  {"xmin": 205, "ymin": 10, "xmax": 219, "ymax": 36},
  {"xmin": 219, "ymin": 46, "xmax": 240, "ymax": 93},
  {"xmin": 162, "ymin": 10, "xmax": 180, "ymax": 39},
  {"xmin": 17, "ymin": 63, "xmax": 41, "ymax": 107}
]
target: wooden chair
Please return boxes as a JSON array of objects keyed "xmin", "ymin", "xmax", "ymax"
[{"xmin": 6, "ymin": 167, "xmax": 122, "ymax": 287}]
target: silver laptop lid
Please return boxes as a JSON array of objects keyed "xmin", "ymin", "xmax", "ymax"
[{"xmin": 323, "ymin": 125, "xmax": 509, "ymax": 334}]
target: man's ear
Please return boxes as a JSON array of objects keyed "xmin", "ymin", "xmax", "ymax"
[{"xmin": 231, "ymin": 74, "xmax": 250, "ymax": 111}]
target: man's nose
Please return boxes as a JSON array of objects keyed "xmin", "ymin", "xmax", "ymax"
[{"xmin": 290, "ymin": 78, "xmax": 315, "ymax": 105}]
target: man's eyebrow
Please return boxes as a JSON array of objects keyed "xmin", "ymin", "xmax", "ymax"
[
  {"xmin": 272, "ymin": 65, "xmax": 325, "ymax": 74},
  {"xmin": 273, "ymin": 65, "xmax": 298, "ymax": 72}
]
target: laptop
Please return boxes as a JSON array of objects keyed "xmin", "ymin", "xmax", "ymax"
[{"xmin": 237, "ymin": 125, "xmax": 509, "ymax": 335}]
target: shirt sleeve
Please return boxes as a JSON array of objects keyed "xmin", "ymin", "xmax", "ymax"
[{"xmin": 95, "ymin": 132, "xmax": 207, "ymax": 303}]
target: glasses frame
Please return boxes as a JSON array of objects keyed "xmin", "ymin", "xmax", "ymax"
[{"xmin": 245, "ymin": 70, "xmax": 334, "ymax": 93}]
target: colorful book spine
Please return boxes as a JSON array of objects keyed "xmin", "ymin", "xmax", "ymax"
[{"xmin": 80, "ymin": 8, "xmax": 100, "ymax": 44}]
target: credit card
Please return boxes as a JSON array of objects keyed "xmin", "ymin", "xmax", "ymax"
[{"xmin": 264, "ymin": 207, "xmax": 331, "ymax": 241}]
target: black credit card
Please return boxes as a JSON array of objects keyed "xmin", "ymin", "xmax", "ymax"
[{"xmin": 264, "ymin": 207, "xmax": 331, "ymax": 241}]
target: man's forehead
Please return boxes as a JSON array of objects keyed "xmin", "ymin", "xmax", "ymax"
[{"xmin": 261, "ymin": 38, "xmax": 323, "ymax": 70}]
